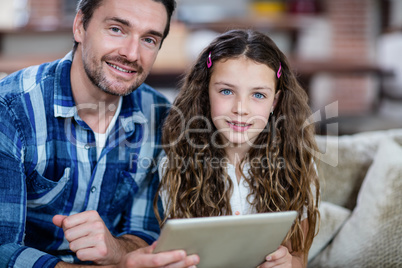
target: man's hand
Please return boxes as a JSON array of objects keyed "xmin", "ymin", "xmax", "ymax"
[
  {"xmin": 118, "ymin": 242, "xmax": 199, "ymax": 268},
  {"xmin": 53, "ymin": 211, "xmax": 126, "ymax": 265},
  {"xmin": 55, "ymin": 242, "xmax": 200, "ymax": 268}
]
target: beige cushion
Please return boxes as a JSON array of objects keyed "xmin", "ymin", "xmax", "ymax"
[
  {"xmin": 315, "ymin": 128, "xmax": 402, "ymax": 209},
  {"xmin": 308, "ymin": 202, "xmax": 351, "ymax": 262},
  {"xmin": 309, "ymin": 138, "xmax": 402, "ymax": 267}
]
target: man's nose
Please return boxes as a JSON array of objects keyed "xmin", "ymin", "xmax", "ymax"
[{"xmin": 118, "ymin": 37, "xmax": 140, "ymax": 62}]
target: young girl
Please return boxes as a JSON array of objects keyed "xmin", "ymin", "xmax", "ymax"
[{"xmin": 155, "ymin": 29, "xmax": 320, "ymax": 268}]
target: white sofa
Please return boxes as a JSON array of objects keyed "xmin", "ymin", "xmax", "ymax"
[{"xmin": 308, "ymin": 128, "xmax": 402, "ymax": 267}]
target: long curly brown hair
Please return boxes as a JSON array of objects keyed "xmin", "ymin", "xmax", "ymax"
[{"xmin": 154, "ymin": 29, "xmax": 320, "ymax": 259}]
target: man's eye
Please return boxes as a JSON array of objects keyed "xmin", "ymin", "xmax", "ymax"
[
  {"xmin": 220, "ymin": 89, "xmax": 232, "ymax": 95},
  {"xmin": 110, "ymin": 27, "xmax": 121, "ymax": 33},
  {"xmin": 144, "ymin": 38, "xmax": 156, "ymax": 45}
]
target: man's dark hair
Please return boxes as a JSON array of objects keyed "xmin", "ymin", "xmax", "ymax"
[{"xmin": 72, "ymin": 0, "xmax": 176, "ymax": 54}]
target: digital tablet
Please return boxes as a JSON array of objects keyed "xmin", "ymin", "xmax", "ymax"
[{"xmin": 153, "ymin": 211, "xmax": 297, "ymax": 268}]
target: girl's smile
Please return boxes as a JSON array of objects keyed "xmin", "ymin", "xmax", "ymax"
[{"xmin": 227, "ymin": 120, "xmax": 253, "ymax": 132}]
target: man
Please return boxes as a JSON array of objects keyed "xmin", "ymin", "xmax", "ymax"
[{"xmin": 0, "ymin": 0, "xmax": 199, "ymax": 267}]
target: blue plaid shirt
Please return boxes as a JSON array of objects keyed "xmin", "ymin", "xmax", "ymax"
[{"xmin": 0, "ymin": 52, "xmax": 169, "ymax": 267}]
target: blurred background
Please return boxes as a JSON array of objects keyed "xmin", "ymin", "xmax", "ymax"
[{"xmin": 0, "ymin": 0, "xmax": 401, "ymax": 135}]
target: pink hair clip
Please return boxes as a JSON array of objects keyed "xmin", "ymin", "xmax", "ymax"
[
  {"xmin": 207, "ymin": 52, "xmax": 212, "ymax": 68},
  {"xmin": 277, "ymin": 62, "xmax": 282, "ymax": 79}
]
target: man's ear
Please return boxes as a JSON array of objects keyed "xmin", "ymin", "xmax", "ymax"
[
  {"xmin": 73, "ymin": 10, "xmax": 85, "ymax": 44},
  {"xmin": 271, "ymin": 90, "xmax": 281, "ymax": 113}
]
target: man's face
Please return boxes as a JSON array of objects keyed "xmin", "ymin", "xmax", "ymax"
[{"xmin": 74, "ymin": 0, "xmax": 168, "ymax": 96}]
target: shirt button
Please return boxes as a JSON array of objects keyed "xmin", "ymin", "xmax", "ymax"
[
  {"xmin": 91, "ymin": 186, "xmax": 96, "ymax": 193},
  {"xmin": 84, "ymin": 144, "xmax": 90, "ymax": 150},
  {"xmin": 235, "ymin": 211, "xmax": 240, "ymax": 215}
]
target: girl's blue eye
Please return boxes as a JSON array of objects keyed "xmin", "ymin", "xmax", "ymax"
[
  {"xmin": 253, "ymin": 93, "xmax": 265, "ymax": 99},
  {"xmin": 221, "ymin": 89, "xmax": 232, "ymax": 95}
]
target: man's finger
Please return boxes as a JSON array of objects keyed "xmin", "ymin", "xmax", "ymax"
[
  {"xmin": 52, "ymin": 215, "xmax": 68, "ymax": 228},
  {"xmin": 68, "ymin": 235, "xmax": 99, "ymax": 253},
  {"xmin": 63, "ymin": 221, "xmax": 97, "ymax": 242},
  {"xmin": 62, "ymin": 210, "xmax": 100, "ymax": 229},
  {"xmin": 75, "ymin": 247, "xmax": 103, "ymax": 262},
  {"xmin": 122, "ymin": 249, "xmax": 188, "ymax": 268},
  {"xmin": 149, "ymin": 241, "xmax": 157, "ymax": 251},
  {"xmin": 164, "ymin": 254, "xmax": 200, "ymax": 268}
]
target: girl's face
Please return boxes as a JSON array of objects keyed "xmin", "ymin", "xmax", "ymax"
[{"xmin": 209, "ymin": 57, "xmax": 280, "ymax": 151}]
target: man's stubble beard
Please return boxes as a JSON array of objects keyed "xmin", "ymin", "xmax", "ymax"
[{"xmin": 83, "ymin": 55, "xmax": 147, "ymax": 97}]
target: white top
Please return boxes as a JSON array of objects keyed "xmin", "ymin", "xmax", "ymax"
[
  {"xmin": 94, "ymin": 97, "xmax": 122, "ymax": 160},
  {"xmin": 158, "ymin": 157, "xmax": 309, "ymax": 219},
  {"xmin": 227, "ymin": 163, "xmax": 256, "ymax": 215}
]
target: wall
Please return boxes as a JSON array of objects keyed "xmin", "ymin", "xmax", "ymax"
[
  {"xmin": 1, "ymin": 0, "xmax": 391, "ymax": 127},
  {"xmin": 309, "ymin": 0, "xmax": 380, "ymax": 117}
]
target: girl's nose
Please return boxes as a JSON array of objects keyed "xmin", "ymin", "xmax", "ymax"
[{"xmin": 232, "ymin": 97, "xmax": 249, "ymax": 115}]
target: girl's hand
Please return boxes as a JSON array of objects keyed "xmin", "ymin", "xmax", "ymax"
[{"xmin": 257, "ymin": 246, "xmax": 293, "ymax": 268}]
